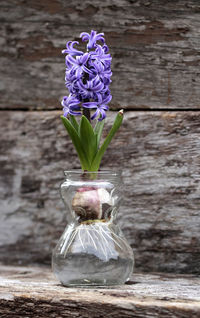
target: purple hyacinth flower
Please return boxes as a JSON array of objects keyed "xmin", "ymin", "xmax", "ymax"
[
  {"xmin": 61, "ymin": 94, "xmax": 81, "ymax": 117},
  {"xmin": 80, "ymin": 30, "xmax": 105, "ymax": 50},
  {"xmin": 65, "ymin": 53, "xmax": 93, "ymax": 78},
  {"xmin": 91, "ymin": 60, "xmax": 112, "ymax": 85},
  {"xmin": 91, "ymin": 44, "xmax": 112, "ymax": 65},
  {"xmin": 65, "ymin": 69, "xmax": 78, "ymax": 92},
  {"xmin": 77, "ymin": 75, "xmax": 105, "ymax": 100},
  {"xmin": 82, "ymin": 92, "xmax": 112, "ymax": 121},
  {"xmin": 62, "ymin": 41, "xmax": 83, "ymax": 56},
  {"xmin": 102, "ymin": 44, "xmax": 109, "ymax": 53}
]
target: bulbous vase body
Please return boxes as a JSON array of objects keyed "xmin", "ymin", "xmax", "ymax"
[{"xmin": 52, "ymin": 170, "xmax": 134, "ymax": 286}]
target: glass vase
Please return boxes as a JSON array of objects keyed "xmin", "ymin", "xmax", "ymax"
[{"xmin": 52, "ymin": 170, "xmax": 134, "ymax": 286}]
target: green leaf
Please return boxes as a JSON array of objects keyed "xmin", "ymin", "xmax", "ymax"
[
  {"xmin": 79, "ymin": 115, "xmax": 97, "ymax": 167},
  {"xmin": 90, "ymin": 110, "xmax": 124, "ymax": 171},
  {"xmin": 94, "ymin": 119, "xmax": 105, "ymax": 148},
  {"xmin": 61, "ymin": 116, "xmax": 90, "ymax": 170},
  {"xmin": 69, "ymin": 115, "xmax": 79, "ymax": 133}
]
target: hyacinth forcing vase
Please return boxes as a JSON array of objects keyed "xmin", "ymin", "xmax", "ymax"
[{"xmin": 52, "ymin": 170, "xmax": 134, "ymax": 286}]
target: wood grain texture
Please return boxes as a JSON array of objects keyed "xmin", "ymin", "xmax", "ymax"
[
  {"xmin": 0, "ymin": 0, "xmax": 200, "ymax": 110},
  {"xmin": 0, "ymin": 265, "xmax": 200, "ymax": 317},
  {"xmin": 0, "ymin": 110, "xmax": 200, "ymax": 274}
]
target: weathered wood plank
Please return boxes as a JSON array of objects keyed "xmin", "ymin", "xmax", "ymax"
[
  {"xmin": 0, "ymin": 265, "xmax": 200, "ymax": 317},
  {"xmin": 1, "ymin": 0, "xmax": 200, "ymax": 25},
  {"xmin": 0, "ymin": 110, "xmax": 200, "ymax": 274},
  {"xmin": 0, "ymin": 0, "xmax": 200, "ymax": 109}
]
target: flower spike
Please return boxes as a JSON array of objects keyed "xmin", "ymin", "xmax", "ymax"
[{"xmin": 61, "ymin": 30, "xmax": 112, "ymax": 122}]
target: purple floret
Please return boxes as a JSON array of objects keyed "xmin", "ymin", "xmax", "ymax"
[
  {"xmin": 80, "ymin": 30, "xmax": 105, "ymax": 50},
  {"xmin": 61, "ymin": 94, "xmax": 81, "ymax": 116}
]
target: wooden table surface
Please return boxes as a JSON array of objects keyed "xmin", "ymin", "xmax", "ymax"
[{"xmin": 0, "ymin": 265, "xmax": 200, "ymax": 317}]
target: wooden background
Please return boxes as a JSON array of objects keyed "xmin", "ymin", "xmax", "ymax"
[{"xmin": 0, "ymin": 0, "xmax": 200, "ymax": 274}]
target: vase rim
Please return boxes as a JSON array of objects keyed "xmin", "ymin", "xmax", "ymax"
[{"xmin": 63, "ymin": 170, "xmax": 122, "ymax": 177}]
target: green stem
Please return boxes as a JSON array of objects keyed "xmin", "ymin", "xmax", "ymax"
[{"xmin": 83, "ymin": 107, "xmax": 91, "ymax": 122}]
